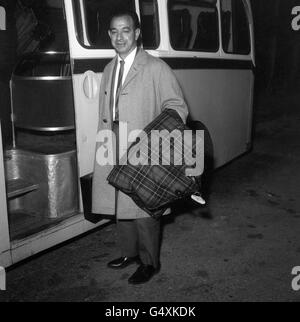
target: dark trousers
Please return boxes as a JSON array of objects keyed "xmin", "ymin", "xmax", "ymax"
[
  {"xmin": 113, "ymin": 121, "xmax": 161, "ymax": 269},
  {"xmin": 117, "ymin": 217, "xmax": 161, "ymax": 269}
]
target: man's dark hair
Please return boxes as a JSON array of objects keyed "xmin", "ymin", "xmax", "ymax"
[{"xmin": 109, "ymin": 10, "xmax": 141, "ymax": 30}]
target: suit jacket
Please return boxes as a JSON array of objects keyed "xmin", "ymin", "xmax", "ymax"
[
  {"xmin": 92, "ymin": 49, "xmax": 188, "ymax": 219},
  {"xmin": 107, "ymin": 109, "xmax": 202, "ymax": 218}
]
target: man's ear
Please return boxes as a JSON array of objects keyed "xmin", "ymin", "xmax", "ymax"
[
  {"xmin": 135, "ymin": 28, "xmax": 141, "ymax": 41},
  {"xmin": 108, "ymin": 30, "xmax": 112, "ymax": 39}
]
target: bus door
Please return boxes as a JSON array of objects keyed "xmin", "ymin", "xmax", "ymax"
[{"xmin": 0, "ymin": 123, "xmax": 11, "ymax": 267}]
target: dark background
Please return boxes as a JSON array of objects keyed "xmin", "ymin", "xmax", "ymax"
[
  {"xmin": 252, "ymin": 0, "xmax": 300, "ymax": 94},
  {"xmin": 1, "ymin": 0, "xmax": 300, "ymax": 146}
]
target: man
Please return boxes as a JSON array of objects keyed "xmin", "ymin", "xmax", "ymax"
[{"xmin": 92, "ymin": 10, "xmax": 188, "ymax": 284}]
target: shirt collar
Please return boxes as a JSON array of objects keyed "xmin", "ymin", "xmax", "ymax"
[{"xmin": 118, "ymin": 47, "xmax": 137, "ymax": 65}]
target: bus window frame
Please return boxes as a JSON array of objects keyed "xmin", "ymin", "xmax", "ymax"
[
  {"xmin": 71, "ymin": 0, "xmax": 137, "ymax": 50},
  {"xmin": 220, "ymin": 0, "xmax": 251, "ymax": 56},
  {"xmin": 66, "ymin": 0, "xmax": 253, "ymax": 62},
  {"xmin": 139, "ymin": 0, "xmax": 161, "ymax": 50},
  {"xmin": 167, "ymin": 0, "xmax": 220, "ymax": 53}
]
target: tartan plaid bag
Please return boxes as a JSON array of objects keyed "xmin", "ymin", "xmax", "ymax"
[{"xmin": 107, "ymin": 109, "xmax": 204, "ymax": 218}]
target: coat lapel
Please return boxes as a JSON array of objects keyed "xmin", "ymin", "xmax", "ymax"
[
  {"xmin": 104, "ymin": 57, "xmax": 118, "ymax": 122},
  {"xmin": 103, "ymin": 50, "xmax": 148, "ymax": 121},
  {"xmin": 122, "ymin": 49, "xmax": 148, "ymax": 90}
]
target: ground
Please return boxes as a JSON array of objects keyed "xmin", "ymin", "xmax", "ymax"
[{"xmin": 0, "ymin": 90, "xmax": 299, "ymax": 302}]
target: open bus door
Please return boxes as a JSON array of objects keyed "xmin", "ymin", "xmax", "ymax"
[
  {"xmin": 0, "ymin": 123, "xmax": 11, "ymax": 268},
  {"xmin": 0, "ymin": 0, "xmax": 111, "ymax": 268}
]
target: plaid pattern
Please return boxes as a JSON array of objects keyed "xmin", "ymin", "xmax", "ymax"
[{"xmin": 107, "ymin": 109, "xmax": 202, "ymax": 218}]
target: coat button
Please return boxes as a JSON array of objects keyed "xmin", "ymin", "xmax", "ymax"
[{"xmin": 103, "ymin": 119, "xmax": 108, "ymax": 123}]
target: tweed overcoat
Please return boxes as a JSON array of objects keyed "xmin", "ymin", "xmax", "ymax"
[{"xmin": 92, "ymin": 49, "xmax": 188, "ymax": 219}]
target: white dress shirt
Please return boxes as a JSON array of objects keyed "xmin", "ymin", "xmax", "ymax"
[{"xmin": 113, "ymin": 47, "xmax": 137, "ymax": 120}]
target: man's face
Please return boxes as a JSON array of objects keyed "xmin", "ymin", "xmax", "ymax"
[{"xmin": 108, "ymin": 15, "xmax": 140, "ymax": 58}]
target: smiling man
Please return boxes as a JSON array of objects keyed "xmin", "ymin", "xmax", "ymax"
[
  {"xmin": 108, "ymin": 12, "xmax": 140, "ymax": 59},
  {"xmin": 92, "ymin": 10, "xmax": 188, "ymax": 284}
]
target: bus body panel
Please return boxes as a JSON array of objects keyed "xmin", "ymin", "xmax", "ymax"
[
  {"xmin": 173, "ymin": 68, "xmax": 253, "ymax": 167},
  {"xmin": 71, "ymin": 72, "xmax": 102, "ymax": 177}
]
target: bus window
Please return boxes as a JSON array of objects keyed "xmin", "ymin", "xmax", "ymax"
[
  {"xmin": 221, "ymin": 0, "xmax": 251, "ymax": 55},
  {"xmin": 72, "ymin": 0, "xmax": 136, "ymax": 49},
  {"xmin": 139, "ymin": 0, "xmax": 160, "ymax": 49},
  {"xmin": 15, "ymin": 0, "xmax": 68, "ymax": 55},
  {"xmin": 168, "ymin": 0, "xmax": 219, "ymax": 52}
]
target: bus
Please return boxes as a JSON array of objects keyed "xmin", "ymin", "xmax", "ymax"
[{"xmin": 0, "ymin": 0, "xmax": 254, "ymax": 267}]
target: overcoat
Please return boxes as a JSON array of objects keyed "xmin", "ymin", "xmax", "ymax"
[{"xmin": 92, "ymin": 49, "xmax": 188, "ymax": 219}]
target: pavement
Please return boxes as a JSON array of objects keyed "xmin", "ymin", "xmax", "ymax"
[{"xmin": 0, "ymin": 90, "xmax": 299, "ymax": 302}]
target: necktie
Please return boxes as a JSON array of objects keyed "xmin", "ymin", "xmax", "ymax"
[{"xmin": 114, "ymin": 59, "xmax": 125, "ymax": 121}]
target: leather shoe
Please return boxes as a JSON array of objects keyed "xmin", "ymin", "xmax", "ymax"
[
  {"xmin": 128, "ymin": 264, "xmax": 157, "ymax": 284},
  {"xmin": 107, "ymin": 256, "xmax": 139, "ymax": 269}
]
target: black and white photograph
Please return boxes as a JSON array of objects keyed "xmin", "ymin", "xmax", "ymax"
[{"xmin": 0, "ymin": 0, "xmax": 299, "ymax": 304}]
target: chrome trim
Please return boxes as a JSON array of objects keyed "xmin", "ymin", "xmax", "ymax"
[
  {"xmin": 12, "ymin": 76, "xmax": 72, "ymax": 81},
  {"xmin": 5, "ymin": 147, "xmax": 77, "ymax": 158},
  {"xmin": 23, "ymin": 51, "xmax": 69, "ymax": 56},
  {"xmin": 6, "ymin": 148, "xmax": 79, "ymax": 220},
  {"xmin": 15, "ymin": 125, "xmax": 75, "ymax": 132},
  {"xmin": 41, "ymin": 51, "xmax": 69, "ymax": 55}
]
